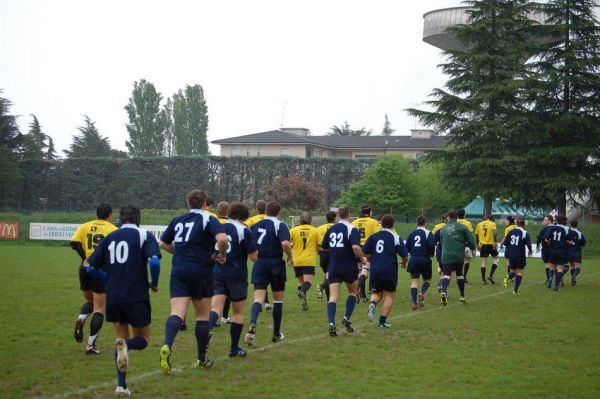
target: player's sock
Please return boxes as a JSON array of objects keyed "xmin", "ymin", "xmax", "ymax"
[
  {"xmin": 514, "ymin": 275, "xmax": 522, "ymax": 292},
  {"xmin": 378, "ymin": 315, "xmax": 387, "ymax": 325},
  {"xmin": 480, "ymin": 267, "xmax": 486, "ymax": 281},
  {"xmin": 421, "ymin": 281, "xmax": 430, "ymax": 294},
  {"xmin": 126, "ymin": 336, "xmax": 147, "ymax": 351},
  {"xmin": 548, "ymin": 269, "xmax": 555, "ymax": 282},
  {"xmin": 265, "ymin": 292, "xmax": 270, "ymax": 304},
  {"xmin": 410, "ymin": 287, "xmax": 418, "ymax": 305},
  {"xmin": 574, "ymin": 268, "xmax": 581, "ymax": 277},
  {"xmin": 570, "ymin": 267, "xmax": 575, "ymax": 277},
  {"xmin": 301, "ymin": 281, "xmax": 311, "ymax": 294},
  {"xmin": 250, "ymin": 301, "xmax": 262, "ymax": 326},
  {"xmin": 440, "ymin": 278, "xmax": 450, "ymax": 293},
  {"xmin": 78, "ymin": 302, "xmax": 93, "ymax": 321},
  {"xmin": 87, "ymin": 312, "xmax": 104, "ymax": 346},
  {"xmin": 554, "ymin": 272, "xmax": 563, "ymax": 289},
  {"xmin": 230, "ymin": 322, "xmax": 243, "ymax": 352},
  {"xmin": 223, "ymin": 298, "xmax": 231, "ymax": 319},
  {"xmin": 545, "ymin": 268, "xmax": 550, "ymax": 280},
  {"xmin": 358, "ymin": 275, "xmax": 367, "ymax": 297},
  {"xmin": 464, "ymin": 263, "xmax": 470, "ymax": 278},
  {"xmin": 344, "ymin": 295, "xmax": 356, "ymax": 320},
  {"xmin": 272, "ymin": 301, "xmax": 283, "ymax": 336},
  {"xmin": 457, "ymin": 279, "xmax": 465, "ymax": 297},
  {"xmin": 490, "ymin": 263, "xmax": 498, "ymax": 277},
  {"xmin": 208, "ymin": 311, "xmax": 219, "ymax": 330},
  {"xmin": 164, "ymin": 315, "xmax": 182, "ymax": 348},
  {"xmin": 297, "ymin": 285, "xmax": 301, "ymax": 294},
  {"xmin": 323, "ymin": 280, "xmax": 330, "ymax": 300},
  {"xmin": 195, "ymin": 320, "xmax": 210, "ymax": 362},
  {"xmin": 327, "ymin": 302, "xmax": 337, "ymax": 325},
  {"xmin": 370, "ymin": 299, "xmax": 377, "ymax": 308},
  {"xmin": 114, "ymin": 350, "xmax": 127, "ymax": 389},
  {"xmin": 508, "ymin": 271, "xmax": 515, "ymax": 280}
]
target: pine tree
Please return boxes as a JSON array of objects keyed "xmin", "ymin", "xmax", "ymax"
[
  {"xmin": 45, "ymin": 137, "xmax": 57, "ymax": 160},
  {"xmin": 381, "ymin": 114, "xmax": 395, "ymax": 136},
  {"xmin": 22, "ymin": 115, "xmax": 48, "ymax": 160},
  {"xmin": 0, "ymin": 91, "xmax": 22, "ymax": 208},
  {"xmin": 125, "ymin": 79, "xmax": 167, "ymax": 157},
  {"xmin": 327, "ymin": 120, "xmax": 372, "ymax": 136},
  {"xmin": 64, "ymin": 115, "xmax": 113, "ymax": 158},
  {"xmin": 163, "ymin": 98, "xmax": 175, "ymax": 156}
]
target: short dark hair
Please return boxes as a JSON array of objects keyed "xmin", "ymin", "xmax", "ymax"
[
  {"xmin": 187, "ymin": 189, "xmax": 206, "ymax": 209},
  {"xmin": 205, "ymin": 197, "xmax": 214, "ymax": 207},
  {"xmin": 325, "ymin": 211, "xmax": 336, "ymax": 223},
  {"xmin": 381, "ymin": 214, "xmax": 395, "ymax": 229},
  {"xmin": 457, "ymin": 209, "xmax": 466, "ymax": 218},
  {"xmin": 545, "ymin": 214, "xmax": 554, "ymax": 223},
  {"xmin": 120, "ymin": 205, "xmax": 141, "ymax": 226},
  {"xmin": 255, "ymin": 200, "xmax": 267, "ymax": 214},
  {"xmin": 486, "ymin": 214, "xmax": 495, "ymax": 221},
  {"xmin": 228, "ymin": 202, "xmax": 249, "ymax": 221},
  {"xmin": 570, "ymin": 220, "xmax": 578, "ymax": 228},
  {"xmin": 416, "ymin": 215, "xmax": 426, "ymax": 226},
  {"xmin": 96, "ymin": 203, "xmax": 112, "ymax": 219},
  {"xmin": 266, "ymin": 201, "xmax": 281, "ymax": 216},
  {"xmin": 506, "ymin": 215, "xmax": 515, "ymax": 224},
  {"xmin": 359, "ymin": 204, "xmax": 372, "ymax": 217},
  {"xmin": 556, "ymin": 214, "xmax": 567, "ymax": 225},
  {"xmin": 299, "ymin": 211, "xmax": 312, "ymax": 225},
  {"xmin": 447, "ymin": 210, "xmax": 457, "ymax": 220},
  {"xmin": 517, "ymin": 218, "xmax": 525, "ymax": 227},
  {"xmin": 217, "ymin": 201, "xmax": 230, "ymax": 218},
  {"xmin": 338, "ymin": 205, "xmax": 350, "ymax": 219}
]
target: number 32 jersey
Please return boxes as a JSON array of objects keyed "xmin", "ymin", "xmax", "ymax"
[
  {"xmin": 71, "ymin": 219, "xmax": 118, "ymax": 258},
  {"xmin": 321, "ymin": 220, "xmax": 361, "ymax": 275}
]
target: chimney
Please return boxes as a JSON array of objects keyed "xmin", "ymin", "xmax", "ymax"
[{"xmin": 281, "ymin": 128, "xmax": 310, "ymax": 136}]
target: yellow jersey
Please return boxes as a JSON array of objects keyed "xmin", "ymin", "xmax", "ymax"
[
  {"xmin": 205, "ymin": 210, "xmax": 218, "ymax": 219},
  {"xmin": 432, "ymin": 222, "xmax": 446, "ymax": 235},
  {"xmin": 289, "ymin": 224, "xmax": 318, "ymax": 267},
  {"xmin": 218, "ymin": 217, "xmax": 228, "ymax": 224},
  {"xmin": 316, "ymin": 222, "xmax": 335, "ymax": 248},
  {"xmin": 475, "ymin": 220, "xmax": 497, "ymax": 245},
  {"xmin": 351, "ymin": 217, "xmax": 381, "ymax": 246},
  {"xmin": 70, "ymin": 219, "xmax": 118, "ymax": 258},
  {"xmin": 246, "ymin": 213, "xmax": 266, "ymax": 228},
  {"xmin": 458, "ymin": 218, "xmax": 474, "ymax": 233},
  {"xmin": 504, "ymin": 224, "xmax": 516, "ymax": 238}
]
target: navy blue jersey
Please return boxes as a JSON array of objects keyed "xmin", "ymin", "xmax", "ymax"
[
  {"xmin": 321, "ymin": 220, "xmax": 361, "ymax": 275},
  {"xmin": 362, "ymin": 229, "xmax": 408, "ymax": 281},
  {"xmin": 543, "ymin": 224, "xmax": 570, "ymax": 250},
  {"xmin": 406, "ymin": 227, "xmax": 435, "ymax": 258},
  {"xmin": 160, "ymin": 210, "xmax": 224, "ymax": 274},
  {"xmin": 567, "ymin": 228, "xmax": 586, "ymax": 253},
  {"xmin": 536, "ymin": 225, "xmax": 553, "ymax": 247},
  {"xmin": 251, "ymin": 216, "xmax": 290, "ymax": 258},
  {"xmin": 502, "ymin": 227, "xmax": 532, "ymax": 261},
  {"xmin": 88, "ymin": 224, "xmax": 161, "ymax": 305},
  {"xmin": 214, "ymin": 220, "xmax": 257, "ymax": 282}
]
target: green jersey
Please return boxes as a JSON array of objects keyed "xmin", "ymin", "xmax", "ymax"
[{"xmin": 440, "ymin": 220, "xmax": 476, "ymax": 265}]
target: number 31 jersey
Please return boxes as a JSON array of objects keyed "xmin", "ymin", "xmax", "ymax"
[{"xmin": 71, "ymin": 219, "xmax": 118, "ymax": 258}]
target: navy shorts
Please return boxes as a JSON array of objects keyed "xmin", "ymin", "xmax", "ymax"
[
  {"xmin": 509, "ymin": 258, "xmax": 527, "ymax": 270},
  {"xmin": 328, "ymin": 269, "xmax": 358, "ymax": 284},
  {"xmin": 407, "ymin": 257, "xmax": 432, "ymax": 280},
  {"xmin": 548, "ymin": 248, "xmax": 569, "ymax": 265},
  {"xmin": 541, "ymin": 247, "xmax": 550, "ymax": 263},
  {"xmin": 170, "ymin": 270, "xmax": 214, "ymax": 299},
  {"xmin": 370, "ymin": 277, "xmax": 397, "ymax": 293},
  {"xmin": 251, "ymin": 258, "xmax": 286, "ymax": 292},
  {"xmin": 479, "ymin": 244, "xmax": 499, "ymax": 258},
  {"xmin": 442, "ymin": 262, "xmax": 463, "ymax": 277},
  {"xmin": 294, "ymin": 266, "xmax": 315, "ymax": 278},
  {"xmin": 106, "ymin": 301, "xmax": 151, "ymax": 328},
  {"xmin": 319, "ymin": 252, "xmax": 330, "ymax": 274},
  {"xmin": 569, "ymin": 251, "xmax": 582, "ymax": 263},
  {"xmin": 214, "ymin": 279, "xmax": 248, "ymax": 302},
  {"xmin": 79, "ymin": 265, "xmax": 105, "ymax": 293}
]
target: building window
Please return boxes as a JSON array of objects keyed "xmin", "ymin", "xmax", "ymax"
[
  {"xmin": 280, "ymin": 147, "xmax": 290, "ymax": 156},
  {"xmin": 315, "ymin": 149, "xmax": 322, "ymax": 158},
  {"xmin": 231, "ymin": 147, "xmax": 240, "ymax": 156},
  {"xmin": 256, "ymin": 147, "xmax": 262, "ymax": 156},
  {"xmin": 246, "ymin": 147, "xmax": 254, "ymax": 156}
]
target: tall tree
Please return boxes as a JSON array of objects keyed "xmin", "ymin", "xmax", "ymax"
[
  {"xmin": 172, "ymin": 84, "xmax": 209, "ymax": 156},
  {"xmin": 407, "ymin": 0, "xmax": 537, "ymax": 217},
  {"xmin": 381, "ymin": 114, "xmax": 395, "ymax": 136},
  {"xmin": 125, "ymin": 79, "xmax": 166, "ymax": 157},
  {"xmin": 45, "ymin": 137, "xmax": 57, "ymax": 160},
  {"xmin": 64, "ymin": 115, "xmax": 113, "ymax": 158},
  {"xmin": 327, "ymin": 120, "xmax": 372, "ymax": 136},
  {"xmin": 0, "ymin": 91, "xmax": 22, "ymax": 208},
  {"xmin": 524, "ymin": 0, "xmax": 600, "ymax": 214},
  {"xmin": 163, "ymin": 97, "xmax": 175, "ymax": 156},
  {"xmin": 22, "ymin": 115, "xmax": 48, "ymax": 160}
]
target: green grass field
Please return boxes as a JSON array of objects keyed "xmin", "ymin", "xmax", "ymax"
[{"xmin": 1, "ymin": 243, "xmax": 599, "ymax": 398}]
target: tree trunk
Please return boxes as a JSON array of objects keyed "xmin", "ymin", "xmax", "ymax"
[
  {"xmin": 557, "ymin": 194, "xmax": 567, "ymax": 216},
  {"xmin": 483, "ymin": 195, "xmax": 493, "ymax": 219}
]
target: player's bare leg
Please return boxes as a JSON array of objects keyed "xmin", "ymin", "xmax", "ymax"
[{"xmin": 378, "ymin": 291, "xmax": 395, "ymax": 328}]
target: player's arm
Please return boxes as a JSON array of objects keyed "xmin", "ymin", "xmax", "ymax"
[
  {"xmin": 525, "ymin": 233, "xmax": 532, "ymax": 256},
  {"xmin": 144, "ymin": 234, "xmax": 162, "ymax": 291},
  {"xmin": 465, "ymin": 228, "xmax": 476, "ymax": 250},
  {"xmin": 279, "ymin": 224, "xmax": 294, "ymax": 266},
  {"xmin": 397, "ymin": 239, "xmax": 409, "ymax": 268},
  {"xmin": 580, "ymin": 234, "xmax": 586, "ymax": 248},
  {"xmin": 245, "ymin": 229, "xmax": 259, "ymax": 262},
  {"xmin": 86, "ymin": 242, "xmax": 107, "ymax": 282},
  {"xmin": 70, "ymin": 241, "xmax": 87, "ymax": 262},
  {"xmin": 159, "ymin": 220, "xmax": 176, "ymax": 254}
]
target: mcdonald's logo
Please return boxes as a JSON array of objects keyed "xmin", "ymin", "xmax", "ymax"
[{"xmin": 0, "ymin": 222, "xmax": 19, "ymax": 239}]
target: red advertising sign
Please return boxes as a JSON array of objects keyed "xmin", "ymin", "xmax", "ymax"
[{"xmin": 0, "ymin": 222, "xmax": 19, "ymax": 239}]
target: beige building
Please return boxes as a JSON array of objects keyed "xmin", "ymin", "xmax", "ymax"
[{"xmin": 212, "ymin": 128, "xmax": 445, "ymax": 159}]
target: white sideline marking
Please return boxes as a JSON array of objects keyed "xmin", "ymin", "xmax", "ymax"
[{"xmin": 51, "ymin": 276, "xmax": 581, "ymax": 399}]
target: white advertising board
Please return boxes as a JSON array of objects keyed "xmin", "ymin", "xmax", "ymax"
[{"xmin": 29, "ymin": 223, "xmax": 168, "ymax": 241}]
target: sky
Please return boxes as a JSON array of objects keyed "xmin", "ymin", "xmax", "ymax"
[{"xmin": 1, "ymin": 0, "xmax": 463, "ymax": 155}]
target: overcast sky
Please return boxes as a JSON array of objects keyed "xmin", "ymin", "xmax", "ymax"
[{"xmin": 1, "ymin": 0, "xmax": 466, "ymax": 155}]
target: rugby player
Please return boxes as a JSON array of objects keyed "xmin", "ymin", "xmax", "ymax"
[
  {"xmin": 86, "ymin": 205, "xmax": 161, "ymax": 397},
  {"xmin": 159, "ymin": 189, "xmax": 228, "ymax": 373},
  {"xmin": 70, "ymin": 203, "xmax": 117, "ymax": 354},
  {"xmin": 204, "ymin": 197, "xmax": 218, "ymax": 219},
  {"xmin": 567, "ymin": 220, "xmax": 586, "ymax": 286},
  {"xmin": 457, "ymin": 209, "xmax": 474, "ymax": 283},
  {"xmin": 208, "ymin": 202, "xmax": 257, "ymax": 357},
  {"xmin": 438, "ymin": 210, "xmax": 476, "ymax": 305},
  {"xmin": 474, "ymin": 214, "xmax": 500, "ymax": 285},
  {"xmin": 245, "ymin": 201, "xmax": 293, "ymax": 345},
  {"xmin": 536, "ymin": 215, "xmax": 554, "ymax": 282},
  {"xmin": 321, "ymin": 205, "xmax": 366, "ymax": 336},
  {"xmin": 432, "ymin": 213, "xmax": 448, "ymax": 291},
  {"xmin": 216, "ymin": 201, "xmax": 232, "ymax": 324},
  {"xmin": 363, "ymin": 215, "xmax": 408, "ymax": 327},
  {"xmin": 246, "ymin": 200, "xmax": 271, "ymax": 310},
  {"xmin": 502, "ymin": 218, "xmax": 532, "ymax": 295},
  {"xmin": 351, "ymin": 204, "xmax": 381, "ymax": 302},
  {"xmin": 405, "ymin": 216, "xmax": 435, "ymax": 310},
  {"xmin": 501, "ymin": 216, "xmax": 517, "ymax": 278},
  {"xmin": 315, "ymin": 211, "xmax": 336, "ymax": 301},
  {"xmin": 544, "ymin": 214, "xmax": 570, "ymax": 291},
  {"xmin": 289, "ymin": 212, "xmax": 318, "ymax": 311}
]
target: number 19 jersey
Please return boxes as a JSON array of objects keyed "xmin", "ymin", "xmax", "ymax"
[{"xmin": 71, "ymin": 219, "xmax": 118, "ymax": 258}]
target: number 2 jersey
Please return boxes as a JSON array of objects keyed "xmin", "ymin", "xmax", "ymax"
[
  {"xmin": 160, "ymin": 209, "xmax": 224, "ymax": 276},
  {"xmin": 362, "ymin": 229, "xmax": 408, "ymax": 281},
  {"xmin": 71, "ymin": 219, "xmax": 118, "ymax": 259},
  {"xmin": 87, "ymin": 224, "xmax": 161, "ymax": 305}
]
